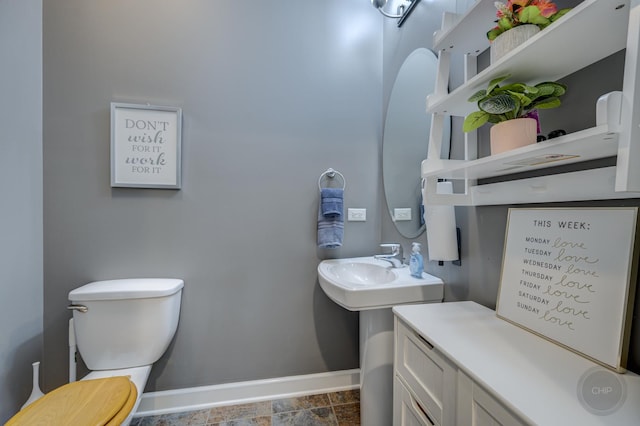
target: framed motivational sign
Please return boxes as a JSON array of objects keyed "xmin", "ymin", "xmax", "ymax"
[
  {"xmin": 496, "ymin": 208, "xmax": 639, "ymax": 372},
  {"xmin": 110, "ymin": 102, "xmax": 182, "ymax": 189}
]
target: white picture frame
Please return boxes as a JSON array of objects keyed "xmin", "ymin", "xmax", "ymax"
[
  {"xmin": 110, "ymin": 102, "xmax": 182, "ymax": 189},
  {"xmin": 496, "ymin": 207, "xmax": 639, "ymax": 372}
]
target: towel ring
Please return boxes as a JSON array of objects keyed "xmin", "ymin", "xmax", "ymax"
[{"xmin": 318, "ymin": 168, "xmax": 346, "ymax": 191}]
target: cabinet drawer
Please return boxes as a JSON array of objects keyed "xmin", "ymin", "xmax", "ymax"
[
  {"xmin": 394, "ymin": 376, "xmax": 438, "ymax": 426},
  {"xmin": 395, "ymin": 319, "xmax": 457, "ymax": 425}
]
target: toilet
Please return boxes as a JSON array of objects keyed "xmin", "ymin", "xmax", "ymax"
[{"xmin": 7, "ymin": 278, "xmax": 183, "ymax": 426}]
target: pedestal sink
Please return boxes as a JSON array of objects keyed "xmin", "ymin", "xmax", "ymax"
[{"xmin": 318, "ymin": 257, "xmax": 444, "ymax": 426}]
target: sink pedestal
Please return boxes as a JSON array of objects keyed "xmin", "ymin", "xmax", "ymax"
[
  {"xmin": 360, "ymin": 308, "xmax": 394, "ymax": 426},
  {"xmin": 316, "ymin": 257, "xmax": 444, "ymax": 426}
]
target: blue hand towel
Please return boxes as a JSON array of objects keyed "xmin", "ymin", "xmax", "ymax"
[
  {"xmin": 317, "ymin": 203, "xmax": 343, "ymax": 249},
  {"xmin": 320, "ymin": 188, "xmax": 343, "ymax": 218}
]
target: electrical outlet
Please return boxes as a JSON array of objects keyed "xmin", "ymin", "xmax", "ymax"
[
  {"xmin": 348, "ymin": 208, "xmax": 367, "ymax": 221},
  {"xmin": 394, "ymin": 208, "xmax": 412, "ymax": 221}
]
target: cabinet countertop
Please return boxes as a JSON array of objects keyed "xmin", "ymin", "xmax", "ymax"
[{"xmin": 393, "ymin": 301, "xmax": 640, "ymax": 425}]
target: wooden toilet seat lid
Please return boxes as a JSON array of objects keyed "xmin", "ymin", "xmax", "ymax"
[{"xmin": 7, "ymin": 376, "xmax": 137, "ymax": 426}]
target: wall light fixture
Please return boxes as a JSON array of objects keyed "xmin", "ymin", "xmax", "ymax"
[{"xmin": 371, "ymin": 0, "xmax": 421, "ymax": 27}]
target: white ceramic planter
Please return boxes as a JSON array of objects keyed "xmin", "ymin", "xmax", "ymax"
[
  {"xmin": 490, "ymin": 118, "xmax": 537, "ymax": 155},
  {"xmin": 490, "ymin": 25, "xmax": 541, "ymax": 64}
]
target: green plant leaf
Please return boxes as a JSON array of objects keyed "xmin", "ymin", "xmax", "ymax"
[
  {"xmin": 518, "ymin": 6, "xmax": 539, "ymax": 22},
  {"xmin": 462, "ymin": 74, "xmax": 567, "ymax": 133},
  {"xmin": 535, "ymin": 81, "xmax": 567, "ymax": 97},
  {"xmin": 506, "ymin": 90, "xmax": 532, "ymax": 108},
  {"xmin": 500, "ymin": 83, "xmax": 538, "ymax": 95},
  {"xmin": 498, "ymin": 16, "xmax": 513, "ymax": 31},
  {"xmin": 479, "ymin": 94, "xmax": 517, "ymax": 115},
  {"xmin": 467, "ymin": 90, "xmax": 487, "ymax": 103},
  {"xmin": 487, "ymin": 27, "xmax": 502, "ymax": 41},
  {"xmin": 532, "ymin": 85, "xmax": 555, "ymax": 97},
  {"xmin": 463, "ymin": 111, "xmax": 490, "ymax": 132},
  {"xmin": 486, "ymin": 75, "xmax": 510, "ymax": 94},
  {"xmin": 519, "ymin": 6, "xmax": 549, "ymax": 26},
  {"xmin": 487, "ymin": 115, "xmax": 503, "ymax": 124},
  {"xmin": 532, "ymin": 97, "xmax": 561, "ymax": 109}
]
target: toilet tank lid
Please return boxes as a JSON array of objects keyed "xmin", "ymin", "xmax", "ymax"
[{"xmin": 68, "ymin": 278, "xmax": 184, "ymax": 301}]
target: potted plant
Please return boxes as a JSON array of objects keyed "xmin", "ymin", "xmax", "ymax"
[
  {"xmin": 463, "ymin": 75, "xmax": 567, "ymax": 154},
  {"xmin": 488, "ymin": 1, "xmax": 572, "ymax": 63}
]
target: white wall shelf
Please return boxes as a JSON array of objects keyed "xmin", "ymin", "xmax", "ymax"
[
  {"xmin": 422, "ymin": 0, "xmax": 640, "ymax": 206},
  {"xmin": 422, "ymin": 124, "xmax": 618, "ymax": 181},
  {"xmin": 447, "ymin": 167, "xmax": 640, "ymax": 207},
  {"xmin": 428, "ymin": 0, "xmax": 629, "ymax": 117},
  {"xmin": 432, "ymin": 0, "xmax": 496, "ymax": 55}
]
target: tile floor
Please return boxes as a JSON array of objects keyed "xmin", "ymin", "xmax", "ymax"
[{"xmin": 130, "ymin": 389, "xmax": 360, "ymax": 426}]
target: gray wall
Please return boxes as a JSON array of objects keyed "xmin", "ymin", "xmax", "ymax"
[
  {"xmin": 37, "ymin": 0, "xmax": 640, "ymax": 401},
  {"xmin": 42, "ymin": 0, "xmax": 382, "ymax": 392},
  {"xmin": 380, "ymin": 0, "xmax": 640, "ymax": 373},
  {"xmin": 0, "ymin": 0, "xmax": 43, "ymax": 421}
]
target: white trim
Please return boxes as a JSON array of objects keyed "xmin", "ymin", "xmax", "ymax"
[{"xmin": 134, "ymin": 369, "xmax": 360, "ymax": 417}]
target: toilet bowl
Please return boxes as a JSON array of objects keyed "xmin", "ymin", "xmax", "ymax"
[{"xmin": 7, "ymin": 278, "xmax": 183, "ymax": 426}]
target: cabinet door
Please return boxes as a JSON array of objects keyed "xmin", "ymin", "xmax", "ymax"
[
  {"xmin": 395, "ymin": 319, "xmax": 457, "ymax": 425},
  {"xmin": 394, "ymin": 376, "xmax": 437, "ymax": 426},
  {"xmin": 457, "ymin": 372, "xmax": 526, "ymax": 426}
]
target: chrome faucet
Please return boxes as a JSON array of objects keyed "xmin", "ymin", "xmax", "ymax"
[{"xmin": 374, "ymin": 243, "xmax": 405, "ymax": 268}]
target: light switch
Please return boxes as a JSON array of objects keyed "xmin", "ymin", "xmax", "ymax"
[
  {"xmin": 348, "ymin": 208, "xmax": 367, "ymax": 221},
  {"xmin": 394, "ymin": 208, "xmax": 412, "ymax": 221}
]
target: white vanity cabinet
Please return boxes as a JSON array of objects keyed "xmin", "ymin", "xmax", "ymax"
[{"xmin": 392, "ymin": 302, "xmax": 640, "ymax": 426}]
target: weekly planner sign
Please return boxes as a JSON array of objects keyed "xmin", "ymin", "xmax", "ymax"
[
  {"xmin": 496, "ymin": 208, "xmax": 639, "ymax": 371},
  {"xmin": 111, "ymin": 103, "xmax": 182, "ymax": 188}
]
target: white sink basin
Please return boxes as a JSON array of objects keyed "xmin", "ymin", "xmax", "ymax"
[
  {"xmin": 318, "ymin": 256, "xmax": 444, "ymax": 311},
  {"xmin": 328, "ymin": 261, "xmax": 396, "ymax": 285}
]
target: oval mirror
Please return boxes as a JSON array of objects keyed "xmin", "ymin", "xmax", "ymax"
[{"xmin": 383, "ymin": 48, "xmax": 450, "ymax": 238}]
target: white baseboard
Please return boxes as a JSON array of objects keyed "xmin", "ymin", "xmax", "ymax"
[{"xmin": 135, "ymin": 368, "xmax": 361, "ymax": 417}]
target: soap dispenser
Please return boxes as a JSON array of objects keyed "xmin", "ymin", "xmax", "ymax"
[{"xmin": 409, "ymin": 242, "xmax": 424, "ymax": 278}]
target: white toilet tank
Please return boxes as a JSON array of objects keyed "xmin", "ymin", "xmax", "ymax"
[{"xmin": 68, "ymin": 278, "xmax": 183, "ymax": 371}]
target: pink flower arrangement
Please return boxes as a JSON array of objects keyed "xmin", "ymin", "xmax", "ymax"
[{"xmin": 487, "ymin": 1, "xmax": 571, "ymax": 41}]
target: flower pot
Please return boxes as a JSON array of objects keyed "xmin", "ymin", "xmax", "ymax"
[
  {"xmin": 490, "ymin": 118, "xmax": 537, "ymax": 155},
  {"xmin": 490, "ymin": 25, "xmax": 540, "ymax": 64}
]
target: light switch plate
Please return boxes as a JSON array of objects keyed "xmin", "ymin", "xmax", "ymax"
[
  {"xmin": 348, "ymin": 208, "xmax": 366, "ymax": 221},
  {"xmin": 394, "ymin": 208, "xmax": 412, "ymax": 221}
]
